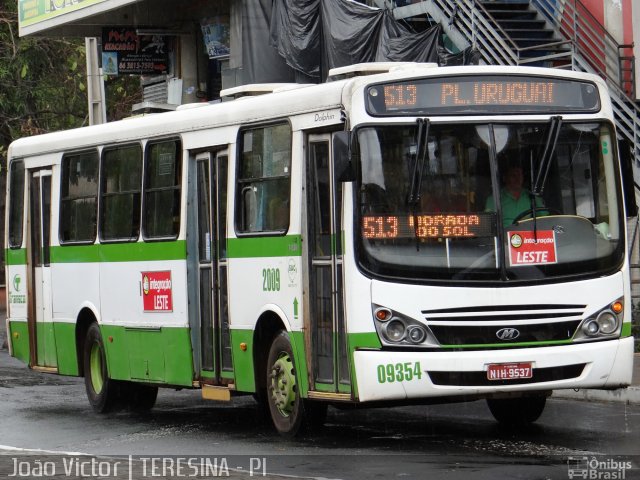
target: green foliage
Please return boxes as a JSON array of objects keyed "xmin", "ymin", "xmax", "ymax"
[
  {"xmin": 0, "ymin": 3, "xmax": 142, "ymax": 158},
  {"xmin": 0, "ymin": 4, "xmax": 87, "ymax": 153}
]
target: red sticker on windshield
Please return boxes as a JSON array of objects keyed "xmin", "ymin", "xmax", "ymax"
[{"xmin": 508, "ymin": 230, "xmax": 557, "ymax": 266}]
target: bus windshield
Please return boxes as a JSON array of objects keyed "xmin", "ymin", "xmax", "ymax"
[{"xmin": 355, "ymin": 122, "xmax": 624, "ymax": 282}]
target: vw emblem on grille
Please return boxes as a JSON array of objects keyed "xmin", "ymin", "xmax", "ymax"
[{"xmin": 496, "ymin": 328, "xmax": 520, "ymax": 341}]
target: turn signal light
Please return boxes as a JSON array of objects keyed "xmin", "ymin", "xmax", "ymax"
[
  {"xmin": 374, "ymin": 308, "xmax": 392, "ymax": 322},
  {"xmin": 611, "ymin": 301, "xmax": 623, "ymax": 314}
]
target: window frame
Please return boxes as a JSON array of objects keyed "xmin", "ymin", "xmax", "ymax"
[
  {"xmin": 141, "ymin": 137, "xmax": 183, "ymax": 241},
  {"xmin": 234, "ymin": 121, "xmax": 293, "ymax": 237},
  {"xmin": 59, "ymin": 149, "xmax": 100, "ymax": 245},
  {"xmin": 99, "ymin": 142, "xmax": 143, "ymax": 243}
]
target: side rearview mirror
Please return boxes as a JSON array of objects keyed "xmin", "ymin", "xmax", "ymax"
[{"xmin": 333, "ymin": 131, "xmax": 355, "ymax": 182}]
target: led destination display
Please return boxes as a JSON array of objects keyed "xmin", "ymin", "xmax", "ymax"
[
  {"xmin": 367, "ymin": 75, "xmax": 600, "ymax": 115},
  {"xmin": 362, "ymin": 213, "xmax": 495, "ymax": 240}
]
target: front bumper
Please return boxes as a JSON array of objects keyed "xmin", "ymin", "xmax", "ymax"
[{"xmin": 353, "ymin": 337, "xmax": 634, "ymax": 402}]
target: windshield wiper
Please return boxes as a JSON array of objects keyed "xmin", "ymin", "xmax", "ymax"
[
  {"xmin": 533, "ymin": 115, "xmax": 562, "ymax": 196},
  {"xmin": 407, "ymin": 118, "xmax": 430, "ymax": 207},
  {"xmin": 530, "ymin": 115, "xmax": 562, "ymax": 240},
  {"xmin": 408, "ymin": 118, "xmax": 430, "ymax": 251}
]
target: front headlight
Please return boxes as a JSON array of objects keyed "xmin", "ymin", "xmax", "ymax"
[
  {"xmin": 574, "ymin": 298, "xmax": 623, "ymax": 341},
  {"xmin": 372, "ymin": 304, "xmax": 439, "ymax": 347}
]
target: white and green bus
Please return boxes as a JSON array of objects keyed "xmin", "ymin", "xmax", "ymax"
[{"xmin": 5, "ymin": 63, "xmax": 636, "ymax": 436}]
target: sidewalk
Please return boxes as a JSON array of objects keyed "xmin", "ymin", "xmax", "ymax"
[{"xmin": 552, "ymin": 352, "xmax": 640, "ymax": 404}]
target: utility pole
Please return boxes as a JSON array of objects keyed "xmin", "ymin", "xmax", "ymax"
[{"xmin": 85, "ymin": 37, "xmax": 107, "ymax": 125}]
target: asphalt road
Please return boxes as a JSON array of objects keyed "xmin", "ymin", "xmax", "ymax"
[{"xmin": 0, "ymin": 348, "xmax": 639, "ymax": 480}]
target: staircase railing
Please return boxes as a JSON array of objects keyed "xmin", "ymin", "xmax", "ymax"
[
  {"xmin": 531, "ymin": 0, "xmax": 634, "ymax": 98},
  {"xmin": 413, "ymin": 0, "xmax": 640, "ymax": 176},
  {"xmin": 430, "ymin": 0, "xmax": 573, "ymax": 67}
]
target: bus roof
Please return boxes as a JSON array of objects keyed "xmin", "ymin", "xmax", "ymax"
[{"xmin": 8, "ymin": 64, "xmax": 608, "ymax": 160}]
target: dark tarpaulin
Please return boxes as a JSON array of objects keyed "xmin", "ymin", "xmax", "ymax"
[
  {"xmin": 242, "ymin": 0, "xmax": 297, "ymax": 84},
  {"xmin": 438, "ymin": 46, "xmax": 481, "ymax": 66},
  {"xmin": 269, "ymin": 0, "xmax": 321, "ymax": 77},
  {"xmin": 270, "ymin": 0, "xmax": 444, "ymax": 81},
  {"xmin": 375, "ymin": 12, "xmax": 440, "ymax": 64},
  {"xmin": 319, "ymin": 0, "xmax": 385, "ymax": 78}
]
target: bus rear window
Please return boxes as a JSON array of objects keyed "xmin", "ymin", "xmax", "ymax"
[{"xmin": 8, "ymin": 160, "xmax": 25, "ymax": 248}]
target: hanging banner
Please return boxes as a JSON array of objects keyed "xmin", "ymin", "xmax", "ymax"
[{"xmin": 102, "ymin": 27, "xmax": 169, "ymax": 75}]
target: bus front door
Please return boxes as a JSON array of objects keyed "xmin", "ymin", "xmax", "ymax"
[
  {"xmin": 306, "ymin": 134, "xmax": 350, "ymax": 394},
  {"xmin": 27, "ymin": 169, "xmax": 56, "ymax": 369},
  {"xmin": 194, "ymin": 151, "xmax": 232, "ymax": 383}
]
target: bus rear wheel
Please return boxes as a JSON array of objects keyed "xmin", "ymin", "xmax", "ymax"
[
  {"xmin": 122, "ymin": 383, "xmax": 158, "ymax": 412},
  {"xmin": 83, "ymin": 323, "xmax": 118, "ymax": 413},
  {"xmin": 486, "ymin": 395, "xmax": 547, "ymax": 426},
  {"xmin": 266, "ymin": 331, "xmax": 307, "ymax": 436}
]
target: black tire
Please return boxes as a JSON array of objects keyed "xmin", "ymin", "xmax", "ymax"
[
  {"xmin": 487, "ymin": 395, "xmax": 547, "ymax": 426},
  {"xmin": 123, "ymin": 383, "xmax": 158, "ymax": 412},
  {"xmin": 304, "ymin": 400, "xmax": 328, "ymax": 429},
  {"xmin": 266, "ymin": 331, "xmax": 314, "ymax": 437},
  {"xmin": 83, "ymin": 323, "xmax": 118, "ymax": 413}
]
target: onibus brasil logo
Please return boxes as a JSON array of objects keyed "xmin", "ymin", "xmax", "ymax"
[{"xmin": 568, "ymin": 456, "xmax": 632, "ymax": 479}]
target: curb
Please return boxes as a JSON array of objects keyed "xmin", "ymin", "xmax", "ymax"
[{"xmin": 553, "ymin": 386, "xmax": 640, "ymax": 405}]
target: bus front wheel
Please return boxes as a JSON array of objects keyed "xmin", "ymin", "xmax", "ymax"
[
  {"xmin": 486, "ymin": 395, "xmax": 547, "ymax": 426},
  {"xmin": 266, "ymin": 331, "xmax": 307, "ymax": 436},
  {"xmin": 83, "ymin": 323, "xmax": 118, "ymax": 413}
]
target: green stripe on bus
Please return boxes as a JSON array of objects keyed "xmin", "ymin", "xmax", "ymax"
[
  {"xmin": 49, "ymin": 241, "xmax": 187, "ymax": 263},
  {"xmin": 8, "ymin": 321, "xmax": 29, "ymax": 364},
  {"xmin": 9, "ymin": 237, "xmax": 300, "ymax": 264},
  {"xmin": 621, "ymin": 322, "xmax": 632, "ymax": 337},
  {"xmin": 227, "ymin": 235, "xmax": 302, "ymax": 258},
  {"xmin": 6, "ymin": 248, "xmax": 27, "ymax": 266}
]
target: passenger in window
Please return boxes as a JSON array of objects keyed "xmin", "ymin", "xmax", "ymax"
[{"xmin": 485, "ymin": 164, "xmax": 544, "ymax": 226}]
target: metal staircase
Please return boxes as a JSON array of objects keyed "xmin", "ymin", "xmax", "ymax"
[{"xmin": 385, "ymin": 0, "xmax": 640, "ymax": 184}]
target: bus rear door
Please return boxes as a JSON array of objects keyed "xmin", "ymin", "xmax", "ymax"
[
  {"xmin": 27, "ymin": 169, "xmax": 57, "ymax": 370},
  {"xmin": 193, "ymin": 151, "xmax": 233, "ymax": 384}
]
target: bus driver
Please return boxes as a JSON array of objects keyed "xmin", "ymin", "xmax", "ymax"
[{"xmin": 485, "ymin": 164, "xmax": 544, "ymax": 227}]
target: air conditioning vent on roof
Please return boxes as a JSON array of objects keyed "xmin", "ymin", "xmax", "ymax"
[
  {"xmin": 327, "ymin": 62, "xmax": 437, "ymax": 81},
  {"xmin": 219, "ymin": 83, "xmax": 312, "ymax": 100}
]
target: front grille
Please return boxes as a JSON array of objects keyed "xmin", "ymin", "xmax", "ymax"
[
  {"xmin": 422, "ymin": 304, "xmax": 586, "ymax": 346},
  {"xmin": 427, "ymin": 364, "xmax": 586, "ymax": 386},
  {"xmin": 429, "ymin": 321, "xmax": 581, "ymax": 345}
]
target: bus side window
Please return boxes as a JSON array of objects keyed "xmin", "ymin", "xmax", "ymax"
[
  {"xmin": 100, "ymin": 144, "xmax": 143, "ymax": 242},
  {"xmin": 236, "ymin": 123, "xmax": 291, "ymax": 234},
  {"xmin": 60, "ymin": 151, "xmax": 99, "ymax": 244},
  {"xmin": 143, "ymin": 139, "xmax": 182, "ymax": 240}
]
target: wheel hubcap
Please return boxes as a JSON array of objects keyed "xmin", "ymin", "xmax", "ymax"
[
  {"xmin": 269, "ymin": 352, "xmax": 296, "ymax": 417},
  {"xmin": 89, "ymin": 343, "xmax": 104, "ymax": 394}
]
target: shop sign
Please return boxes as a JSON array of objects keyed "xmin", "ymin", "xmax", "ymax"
[{"xmin": 102, "ymin": 27, "xmax": 169, "ymax": 75}]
